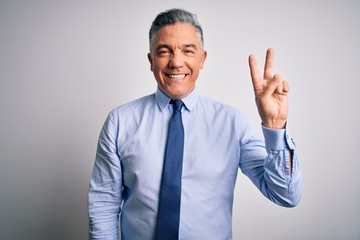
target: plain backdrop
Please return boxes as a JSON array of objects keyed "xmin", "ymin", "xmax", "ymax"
[{"xmin": 1, "ymin": 0, "xmax": 359, "ymax": 239}]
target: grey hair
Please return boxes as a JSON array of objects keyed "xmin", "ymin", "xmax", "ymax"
[{"xmin": 149, "ymin": 8, "xmax": 204, "ymax": 51}]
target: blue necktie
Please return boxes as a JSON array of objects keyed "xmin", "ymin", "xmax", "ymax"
[{"xmin": 155, "ymin": 100, "xmax": 184, "ymax": 240}]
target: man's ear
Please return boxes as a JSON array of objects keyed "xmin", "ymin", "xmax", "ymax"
[
  {"xmin": 200, "ymin": 50, "xmax": 207, "ymax": 69},
  {"xmin": 147, "ymin": 53, "xmax": 153, "ymax": 71}
]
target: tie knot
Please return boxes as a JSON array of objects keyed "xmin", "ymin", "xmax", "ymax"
[{"xmin": 170, "ymin": 100, "xmax": 184, "ymax": 112}]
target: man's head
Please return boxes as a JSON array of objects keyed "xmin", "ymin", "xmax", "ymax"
[
  {"xmin": 148, "ymin": 8, "xmax": 207, "ymax": 100},
  {"xmin": 149, "ymin": 8, "xmax": 204, "ymax": 51}
]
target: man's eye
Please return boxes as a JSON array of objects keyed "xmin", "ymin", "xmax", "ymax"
[
  {"xmin": 157, "ymin": 50, "xmax": 170, "ymax": 56},
  {"xmin": 184, "ymin": 50, "xmax": 195, "ymax": 55}
]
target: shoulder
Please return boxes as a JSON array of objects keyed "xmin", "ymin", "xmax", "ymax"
[
  {"xmin": 100, "ymin": 93, "xmax": 156, "ymax": 129},
  {"xmin": 196, "ymin": 95, "xmax": 246, "ymax": 119},
  {"xmin": 110, "ymin": 93, "xmax": 156, "ymax": 115}
]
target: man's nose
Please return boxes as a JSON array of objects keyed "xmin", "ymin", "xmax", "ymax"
[{"xmin": 168, "ymin": 52, "xmax": 184, "ymax": 68}]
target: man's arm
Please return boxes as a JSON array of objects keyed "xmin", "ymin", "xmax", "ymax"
[
  {"xmin": 240, "ymin": 48, "xmax": 301, "ymax": 206},
  {"xmin": 249, "ymin": 48, "xmax": 297, "ymax": 174},
  {"xmin": 239, "ymin": 119, "xmax": 301, "ymax": 207},
  {"xmin": 88, "ymin": 111, "xmax": 122, "ymax": 239}
]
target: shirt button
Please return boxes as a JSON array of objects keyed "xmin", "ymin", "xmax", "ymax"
[{"xmin": 286, "ymin": 134, "xmax": 294, "ymax": 149}]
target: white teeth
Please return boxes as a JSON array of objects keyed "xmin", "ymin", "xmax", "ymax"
[{"xmin": 168, "ymin": 74, "xmax": 186, "ymax": 79}]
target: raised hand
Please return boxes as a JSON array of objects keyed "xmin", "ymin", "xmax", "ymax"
[{"xmin": 248, "ymin": 48, "xmax": 289, "ymax": 129}]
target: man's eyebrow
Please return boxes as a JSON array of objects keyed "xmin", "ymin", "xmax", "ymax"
[
  {"xmin": 154, "ymin": 44, "xmax": 198, "ymax": 51},
  {"xmin": 183, "ymin": 44, "xmax": 197, "ymax": 49}
]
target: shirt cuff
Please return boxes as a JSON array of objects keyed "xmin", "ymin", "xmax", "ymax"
[{"xmin": 262, "ymin": 124, "xmax": 295, "ymax": 151}]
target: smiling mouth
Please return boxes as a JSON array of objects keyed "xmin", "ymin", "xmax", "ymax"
[{"xmin": 166, "ymin": 74, "xmax": 188, "ymax": 80}]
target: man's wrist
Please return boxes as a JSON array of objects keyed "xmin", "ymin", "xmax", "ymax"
[{"xmin": 262, "ymin": 120, "xmax": 286, "ymax": 130}]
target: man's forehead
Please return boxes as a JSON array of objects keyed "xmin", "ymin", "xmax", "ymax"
[{"xmin": 156, "ymin": 23, "xmax": 197, "ymax": 36}]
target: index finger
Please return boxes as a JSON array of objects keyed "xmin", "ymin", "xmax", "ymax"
[
  {"xmin": 248, "ymin": 54, "xmax": 262, "ymax": 90},
  {"xmin": 264, "ymin": 48, "xmax": 274, "ymax": 80}
]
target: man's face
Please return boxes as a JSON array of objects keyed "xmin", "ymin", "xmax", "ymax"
[{"xmin": 148, "ymin": 23, "xmax": 207, "ymax": 100}]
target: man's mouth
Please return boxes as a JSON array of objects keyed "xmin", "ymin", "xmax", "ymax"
[{"xmin": 166, "ymin": 74, "xmax": 188, "ymax": 80}]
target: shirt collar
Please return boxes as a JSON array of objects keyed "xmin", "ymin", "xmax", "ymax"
[{"xmin": 155, "ymin": 88, "xmax": 198, "ymax": 112}]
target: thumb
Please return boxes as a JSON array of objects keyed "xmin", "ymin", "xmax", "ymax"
[{"xmin": 263, "ymin": 74, "xmax": 281, "ymax": 99}]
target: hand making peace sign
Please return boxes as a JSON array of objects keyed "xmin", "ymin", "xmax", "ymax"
[{"xmin": 249, "ymin": 48, "xmax": 289, "ymax": 130}]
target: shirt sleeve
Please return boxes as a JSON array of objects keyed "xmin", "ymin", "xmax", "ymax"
[
  {"xmin": 239, "ymin": 123, "xmax": 302, "ymax": 207},
  {"xmin": 88, "ymin": 110, "xmax": 122, "ymax": 239}
]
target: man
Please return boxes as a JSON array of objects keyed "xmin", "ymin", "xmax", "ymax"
[{"xmin": 88, "ymin": 8, "xmax": 302, "ymax": 240}]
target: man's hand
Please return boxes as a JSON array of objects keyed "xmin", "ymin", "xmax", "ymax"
[{"xmin": 249, "ymin": 48, "xmax": 289, "ymax": 129}]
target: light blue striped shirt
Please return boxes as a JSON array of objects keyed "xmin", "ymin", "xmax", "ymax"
[{"xmin": 88, "ymin": 89, "xmax": 302, "ymax": 239}]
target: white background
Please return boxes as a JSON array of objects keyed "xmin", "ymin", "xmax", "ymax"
[{"xmin": 1, "ymin": 0, "xmax": 359, "ymax": 239}]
